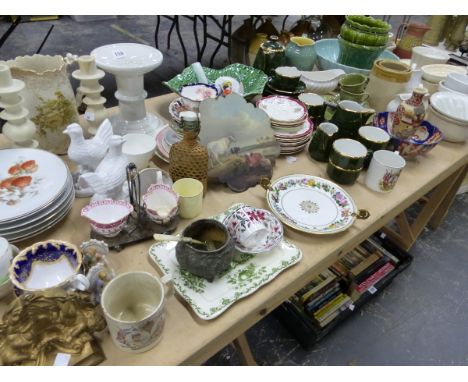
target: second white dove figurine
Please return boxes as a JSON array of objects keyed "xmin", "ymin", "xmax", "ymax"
[
  {"xmin": 64, "ymin": 118, "xmax": 113, "ymax": 197},
  {"xmin": 78, "ymin": 135, "xmax": 129, "ymax": 202}
]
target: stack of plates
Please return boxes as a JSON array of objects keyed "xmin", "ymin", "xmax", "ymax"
[
  {"xmin": 155, "ymin": 125, "xmax": 182, "ymax": 163},
  {"xmin": 0, "ymin": 148, "xmax": 74, "ymax": 243},
  {"xmin": 274, "ymin": 118, "xmax": 314, "ymax": 155},
  {"xmin": 257, "ymin": 95, "xmax": 311, "ymax": 155}
]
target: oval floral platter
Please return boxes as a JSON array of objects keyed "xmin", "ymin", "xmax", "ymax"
[{"xmin": 264, "ymin": 174, "xmax": 359, "ymax": 234}]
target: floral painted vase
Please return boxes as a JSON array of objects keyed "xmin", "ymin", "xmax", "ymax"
[{"xmin": 5, "ymin": 55, "xmax": 79, "ymax": 154}]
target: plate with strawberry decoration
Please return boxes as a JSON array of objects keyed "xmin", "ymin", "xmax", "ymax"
[{"xmin": 0, "ymin": 148, "xmax": 70, "ymax": 223}]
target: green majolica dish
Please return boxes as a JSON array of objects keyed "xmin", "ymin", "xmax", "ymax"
[
  {"xmin": 164, "ymin": 63, "xmax": 268, "ymax": 97},
  {"xmin": 341, "ymin": 16, "xmax": 391, "ymax": 47}
]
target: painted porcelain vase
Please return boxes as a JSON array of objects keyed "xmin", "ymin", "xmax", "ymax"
[
  {"xmin": 5, "ymin": 55, "xmax": 79, "ymax": 154},
  {"xmin": 285, "ymin": 36, "xmax": 317, "ymax": 71}
]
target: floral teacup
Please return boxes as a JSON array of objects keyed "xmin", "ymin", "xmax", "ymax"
[{"xmin": 223, "ymin": 206, "xmax": 283, "ymax": 254}]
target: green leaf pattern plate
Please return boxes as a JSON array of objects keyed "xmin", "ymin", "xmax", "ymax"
[
  {"xmin": 148, "ymin": 203, "xmax": 302, "ymax": 320},
  {"xmin": 163, "ymin": 64, "xmax": 268, "ymax": 97}
]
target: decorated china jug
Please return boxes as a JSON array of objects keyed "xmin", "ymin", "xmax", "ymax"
[{"xmin": 391, "ymin": 87, "xmax": 429, "ymax": 139}]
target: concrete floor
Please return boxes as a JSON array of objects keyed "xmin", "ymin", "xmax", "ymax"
[{"xmin": 2, "ymin": 15, "xmax": 466, "ymax": 367}]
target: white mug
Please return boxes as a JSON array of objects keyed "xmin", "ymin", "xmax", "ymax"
[
  {"xmin": 101, "ymin": 271, "xmax": 174, "ymax": 353},
  {"xmin": 172, "ymin": 178, "xmax": 203, "ymax": 219},
  {"xmin": 365, "ymin": 150, "xmax": 406, "ymax": 193}
]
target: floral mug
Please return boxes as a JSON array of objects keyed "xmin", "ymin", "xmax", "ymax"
[
  {"xmin": 101, "ymin": 271, "xmax": 174, "ymax": 353},
  {"xmin": 365, "ymin": 150, "xmax": 406, "ymax": 193}
]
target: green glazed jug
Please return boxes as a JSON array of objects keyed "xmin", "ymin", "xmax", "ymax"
[
  {"xmin": 329, "ymin": 100, "xmax": 375, "ymax": 139},
  {"xmin": 285, "ymin": 36, "xmax": 317, "ymax": 71}
]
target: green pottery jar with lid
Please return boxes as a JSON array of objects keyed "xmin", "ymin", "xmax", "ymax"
[{"xmin": 253, "ymin": 35, "xmax": 285, "ymax": 76}]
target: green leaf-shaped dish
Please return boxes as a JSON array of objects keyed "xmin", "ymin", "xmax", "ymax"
[{"xmin": 163, "ymin": 63, "xmax": 268, "ymax": 97}]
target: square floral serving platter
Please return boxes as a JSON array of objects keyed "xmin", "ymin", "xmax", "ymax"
[{"xmin": 148, "ymin": 203, "xmax": 302, "ymax": 320}]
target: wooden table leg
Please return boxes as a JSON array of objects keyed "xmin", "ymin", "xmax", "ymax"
[
  {"xmin": 383, "ymin": 164, "xmax": 468, "ymax": 251},
  {"xmin": 232, "ymin": 333, "xmax": 257, "ymax": 366},
  {"xmin": 428, "ymin": 164, "xmax": 468, "ymax": 230}
]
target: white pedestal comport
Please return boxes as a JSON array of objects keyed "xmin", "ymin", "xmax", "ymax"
[{"xmin": 91, "ymin": 43, "xmax": 164, "ymax": 137}]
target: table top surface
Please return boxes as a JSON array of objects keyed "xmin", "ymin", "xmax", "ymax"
[{"xmin": 0, "ymin": 93, "xmax": 467, "ymax": 365}]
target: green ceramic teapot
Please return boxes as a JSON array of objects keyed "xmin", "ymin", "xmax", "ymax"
[{"xmin": 328, "ymin": 100, "xmax": 375, "ymax": 139}]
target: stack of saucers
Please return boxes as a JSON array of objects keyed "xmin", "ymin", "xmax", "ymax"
[
  {"xmin": 0, "ymin": 148, "xmax": 74, "ymax": 243},
  {"xmin": 257, "ymin": 95, "xmax": 312, "ymax": 155},
  {"xmin": 154, "ymin": 125, "xmax": 182, "ymax": 163}
]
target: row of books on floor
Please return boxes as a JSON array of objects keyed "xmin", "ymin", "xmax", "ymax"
[{"xmin": 273, "ymin": 233, "xmax": 413, "ymax": 347}]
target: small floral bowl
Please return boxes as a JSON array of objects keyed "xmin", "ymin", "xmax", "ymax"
[
  {"xmin": 179, "ymin": 83, "xmax": 220, "ymax": 111},
  {"xmin": 81, "ymin": 199, "xmax": 134, "ymax": 237},
  {"xmin": 223, "ymin": 206, "xmax": 283, "ymax": 254},
  {"xmin": 373, "ymin": 112, "xmax": 444, "ymax": 158},
  {"xmin": 143, "ymin": 184, "xmax": 179, "ymax": 224}
]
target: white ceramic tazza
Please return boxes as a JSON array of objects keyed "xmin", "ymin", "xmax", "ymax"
[
  {"xmin": 101, "ymin": 271, "xmax": 174, "ymax": 353},
  {"xmin": 365, "ymin": 150, "xmax": 406, "ymax": 193},
  {"xmin": 172, "ymin": 178, "xmax": 203, "ymax": 219},
  {"xmin": 122, "ymin": 133, "xmax": 156, "ymax": 170}
]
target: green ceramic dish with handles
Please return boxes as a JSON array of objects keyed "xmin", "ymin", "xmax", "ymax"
[{"xmin": 164, "ymin": 63, "xmax": 268, "ymax": 98}]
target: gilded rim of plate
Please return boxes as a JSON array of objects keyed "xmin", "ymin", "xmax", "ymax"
[{"xmin": 265, "ymin": 174, "xmax": 357, "ymax": 235}]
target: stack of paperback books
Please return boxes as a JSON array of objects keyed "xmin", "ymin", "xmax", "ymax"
[{"xmin": 293, "ymin": 270, "xmax": 352, "ymax": 328}]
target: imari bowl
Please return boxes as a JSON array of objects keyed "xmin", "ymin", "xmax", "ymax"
[
  {"xmin": 81, "ymin": 199, "xmax": 133, "ymax": 237},
  {"xmin": 374, "ymin": 112, "xmax": 444, "ymax": 158},
  {"xmin": 223, "ymin": 206, "xmax": 283, "ymax": 254},
  {"xmin": 9, "ymin": 240, "xmax": 83, "ymax": 293}
]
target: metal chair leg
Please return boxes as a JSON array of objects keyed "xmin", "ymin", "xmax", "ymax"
[{"xmin": 154, "ymin": 15, "xmax": 161, "ymax": 49}]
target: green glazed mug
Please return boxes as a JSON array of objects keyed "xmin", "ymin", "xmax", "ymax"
[
  {"xmin": 326, "ymin": 160, "xmax": 363, "ymax": 185},
  {"xmin": 339, "ymin": 73, "xmax": 369, "ymax": 93},
  {"xmin": 308, "ymin": 122, "xmax": 339, "ymax": 162},
  {"xmin": 272, "ymin": 66, "xmax": 301, "ymax": 91},
  {"xmin": 329, "ymin": 138, "xmax": 368, "ymax": 170},
  {"xmin": 357, "ymin": 125, "xmax": 391, "ymax": 168},
  {"xmin": 298, "ymin": 93, "xmax": 326, "ymax": 125},
  {"xmin": 339, "ymin": 88, "xmax": 370, "ymax": 104}
]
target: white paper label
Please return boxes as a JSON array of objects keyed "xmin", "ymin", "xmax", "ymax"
[
  {"xmin": 84, "ymin": 111, "xmax": 95, "ymax": 121},
  {"xmin": 349, "ymin": 304, "xmax": 355, "ymax": 311},
  {"xmin": 368, "ymin": 285, "xmax": 378, "ymax": 294},
  {"xmin": 113, "ymin": 49, "xmax": 126, "ymax": 59},
  {"xmin": 286, "ymin": 156, "xmax": 297, "ymax": 164},
  {"xmin": 54, "ymin": 353, "xmax": 71, "ymax": 366}
]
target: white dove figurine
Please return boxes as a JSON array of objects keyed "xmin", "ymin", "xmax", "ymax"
[
  {"xmin": 63, "ymin": 118, "xmax": 113, "ymax": 174},
  {"xmin": 78, "ymin": 135, "xmax": 129, "ymax": 201}
]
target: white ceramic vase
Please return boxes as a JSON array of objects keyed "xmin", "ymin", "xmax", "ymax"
[{"xmin": 4, "ymin": 54, "xmax": 79, "ymax": 154}]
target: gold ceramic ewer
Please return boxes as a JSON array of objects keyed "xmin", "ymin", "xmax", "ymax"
[{"xmin": 0, "ymin": 290, "xmax": 106, "ymax": 366}]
